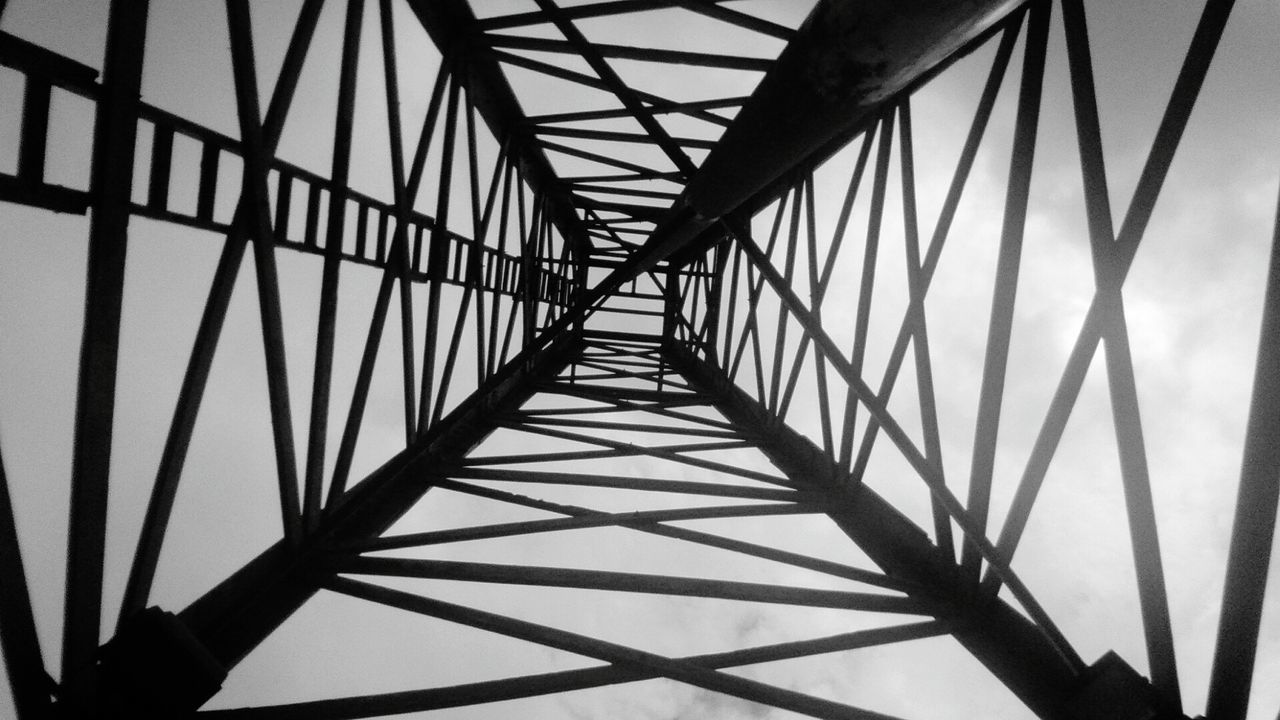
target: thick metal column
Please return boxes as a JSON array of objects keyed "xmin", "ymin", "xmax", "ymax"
[{"xmin": 60, "ymin": 2, "xmax": 148, "ymax": 712}]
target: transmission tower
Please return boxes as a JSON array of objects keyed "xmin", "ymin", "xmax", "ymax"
[{"xmin": 0, "ymin": 0, "xmax": 1277, "ymax": 718}]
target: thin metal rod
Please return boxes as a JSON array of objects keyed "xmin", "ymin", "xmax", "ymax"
[
  {"xmin": 538, "ymin": 137, "xmax": 669, "ymax": 178},
  {"xmin": 897, "ymin": 99, "xmax": 954, "ymax": 559},
  {"xmin": 430, "ymin": 141, "xmax": 509, "ymax": 426},
  {"xmin": 539, "ymin": 381, "xmax": 697, "ymax": 404},
  {"xmin": 431, "ymin": 281, "xmax": 477, "ymax": 424},
  {"xmin": 572, "ymin": 357, "xmax": 687, "ymax": 380},
  {"xmin": 671, "ymin": 0, "xmax": 791, "ymax": 40},
  {"xmin": 802, "ymin": 175, "xmax": 835, "ymax": 453},
  {"xmin": 325, "ymin": 576, "xmax": 909, "ymax": 720},
  {"xmin": 407, "ymin": 64, "xmax": 451, "ymax": 214},
  {"xmin": 1059, "ymin": 0, "xmax": 1179, "ymax": 700},
  {"xmin": 487, "ymin": 157, "xmax": 516, "ymax": 378},
  {"xmin": 961, "ymin": 0, "xmax": 1046, "ymax": 580},
  {"xmin": 566, "ymin": 366, "xmax": 690, "ymax": 386},
  {"xmin": 199, "ymin": 622, "xmax": 946, "ymax": 719},
  {"xmin": 490, "ymin": 421, "xmax": 792, "ymax": 487},
  {"xmin": 485, "ymin": 34, "xmax": 772, "ymax": 71},
  {"xmin": 226, "ymin": 0, "xmax": 304, "ymax": 543},
  {"xmin": 721, "ymin": 248, "xmax": 742, "ymax": 362},
  {"xmin": 479, "ymin": 1, "xmax": 696, "ymax": 32},
  {"xmin": 839, "ymin": 113, "xmax": 893, "ymax": 472},
  {"xmin": 0, "ymin": 448, "xmax": 52, "ymax": 718},
  {"xmin": 533, "ymin": 124, "xmax": 717, "ymax": 151},
  {"xmin": 464, "ymin": 438, "xmax": 759, "ymax": 472},
  {"xmin": 701, "ymin": 243, "xmax": 730, "ymax": 363},
  {"xmin": 330, "ymin": 555, "xmax": 920, "ymax": 612},
  {"xmin": 848, "ymin": 19, "xmax": 1021, "ymax": 482},
  {"xmin": 377, "ymin": 0, "xmax": 419, "ymax": 447},
  {"xmin": 120, "ymin": 0, "xmax": 323, "ymax": 622},
  {"xmin": 497, "ymin": 266, "xmax": 521, "ymax": 364},
  {"xmin": 417, "ymin": 67, "xmax": 462, "ymax": 434},
  {"xmin": 304, "ymin": 0, "xmax": 364, "ymax": 531},
  {"xmin": 486, "ymin": 47, "xmax": 730, "ymax": 129},
  {"xmin": 450, "ymin": 468, "xmax": 798, "ymax": 501},
  {"xmin": 987, "ymin": 0, "xmax": 1235, "ymax": 586},
  {"xmin": 1206, "ymin": 36, "xmax": 1279, "ymax": 720},
  {"xmin": 668, "ymin": 339, "xmax": 1083, "ymax": 714},
  {"xmin": 508, "ymin": 413, "xmax": 733, "ymax": 438},
  {"xmin": 327, "ymin": 66, "xmax": 452, "ymax": 505},
  {"xmin": 520, "ymin": 191, "xmax": 541, "ymax": 347},
  {"xmin": 464, "ymin": 85, "xmax": 489, "ymax": 385},
  {"xmin": 768, "ymin": 182, "xmax": 802, "ymax": 413},
  {"xmin": 775, "ymin": 129, "xmax": 878, "ymax": 442},
  {"xmin": 431, "ymin": 131, "xmax": 512, "ymax": 424},
  {"xmin": 519, "ymin": 395, "xmax": 738, "ymax": 432},
  {"xmin": 729, "ymin": 200, "xmax": 787, "ymax": 399},
  {"xmin": 438, "ymin": 478, "xmax": 912, "ymax": 592},
  {"xmin": 357, "ymin": 499, "xmax": 815, "ymax": 549},
  {"xmin": 728, "ymin": 222, "xmax": 1083, "ymax": 671}
]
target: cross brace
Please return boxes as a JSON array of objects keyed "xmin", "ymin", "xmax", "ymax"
[
  {"xmin": 86, "ymin": 332, "xmax": 583, "ymax": 715},
  {"xmin": 662, "ymin": 340, "xmax": 1183, "ymax": 720}
]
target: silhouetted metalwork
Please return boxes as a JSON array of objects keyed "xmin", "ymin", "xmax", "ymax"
[{"xmin": 0, "ymin": 0, "xmax": 1274, "ymax": 718}]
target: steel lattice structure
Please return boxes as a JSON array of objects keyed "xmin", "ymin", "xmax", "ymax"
[{"xmin": 0, "ymin": 0, "xmax": 1278, "ymax": 718}]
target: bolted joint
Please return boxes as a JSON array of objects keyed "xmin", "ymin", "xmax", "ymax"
[
  {"xmin": 95, "ymin": 607, "xmax": 226, "ymax": 716},
  {"xmin": 1066, "ymin": 652, "xmax": 1189, "ymax": 720}
]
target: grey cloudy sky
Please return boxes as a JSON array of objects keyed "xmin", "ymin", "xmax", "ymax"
[{"xmin": 2, "ymin": 1, "xmax": 1280, "ymax": 718}]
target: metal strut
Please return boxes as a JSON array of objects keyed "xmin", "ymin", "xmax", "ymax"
[{"xmin": 662, "ymin": 339, "xmax": 1185, "ymax": 720}]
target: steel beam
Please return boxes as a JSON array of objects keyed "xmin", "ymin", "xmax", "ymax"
[
  {"xmin": 120, "ymin": 0, "xmax": 325, "ymax": 624},
  {"xmin": 404, "ymin": 0, "xmax": 591, "ymax": 258},
  {"xmin": 326, "ymin": 556, "xmax": 925, "ymax": 613},
  {"xmin": 963, "ymin": 0, "xmax": 1047, "ymax": 579},
  {"xmin": 324, "ymin": 576, "xmax": 906, "ymax": 720},
  {"xmin": 304, "ymin": 0, "xmax": 364, "ymax": 529},
  {"xmin": 398, "ymin": 0, "xmax": 1029, "ymax": 314},
  {"xmin": 60, "ymin": 1, "xmax": 148, "ymax": 711},
  {"xmin": 0, "ymin": 450, "xmax": 52, "ymax": 718},
  {"xmin": 196, "ymin": 623, "xmax": 946, "ymax": 720},
  {"xmin": 634, "ymin": 0, "xmax": 1025, "ymax": 273},
  {"xmin": 1206, "ymin": 150, "xmax": 1280, "ymax": 720},
  {"xmin": 663, "ymin": 341, "xmax": 1184, "ymax": 720},
  {"xmin": 172, "ymin": 331, "xmax": 582, "ymax": 671}
]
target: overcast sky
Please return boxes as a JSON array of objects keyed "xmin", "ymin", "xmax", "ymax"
[{"xmin": 2, "ymin": 1, "xmax": 1280, "ymax": 718}]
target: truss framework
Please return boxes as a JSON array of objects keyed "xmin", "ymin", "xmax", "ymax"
[{"xmin": 0, "ymin": 0, "xmax": 1278, "ymax": 719}]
